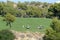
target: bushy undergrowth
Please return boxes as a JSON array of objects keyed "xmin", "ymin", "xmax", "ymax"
[{"xmin": 0, "ymin": 30, "xmax": 15, "ymax": 40}]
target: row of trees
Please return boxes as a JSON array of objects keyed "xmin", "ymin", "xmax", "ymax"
[
  {"xmin": 0, "ymin": 1, "xmax": 60, "ymax": 18},
  {"xmin": 0, "ymin": 1, "xmax": 50, "ymax": 18}
]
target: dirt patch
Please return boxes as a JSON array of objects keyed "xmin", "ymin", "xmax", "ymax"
[{"xmin": 11, "ymin": 30, "xmax": 45, "ymax": 40}]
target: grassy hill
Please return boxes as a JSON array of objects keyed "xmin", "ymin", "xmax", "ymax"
[{"xmin": 0, "ymin": 17, "xmax": 52, "ymax": 33}]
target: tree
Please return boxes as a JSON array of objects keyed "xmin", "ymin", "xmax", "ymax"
[
  {"xmin": 0, "ymin": 29, "xmax": 15, "ymax": 40},
  {"xmin": 4, "ymin": 13, "xmax": 15, "ymax": 28},
  {"xmin": 20, "ymin": 10, "xmax": 26, "ymax": 17},
  {"xmin": 51, "ymin": 17, "xmax": 60, "ymax": 32},
  {"xmin": 41, "ymin": 7, "xmax": 48, "ymax": 18},
  {"xmin": 17, "ymin": 2, "xmax": 27, "ymax": 10},
  {"xmin": 48, "ymin": 3, "xmax": 60, "ymax": 18},
  {"xmin": 26, "ymin": 6, "xmax": 42, "ymax": 17},
  {"xmin": 0, "ymin": 2, "xmax": 6, "ymax": 16},
  {"xmin": 43, "ymin": 28, "xmax": 56, "ymax": 40},
  {"xmin": 43, "ymin": 17, "xmax": 60, "ymax": 40}
]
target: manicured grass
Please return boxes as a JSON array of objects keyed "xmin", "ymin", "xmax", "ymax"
[{"xmin": 0, "ymin": 17, "xmax": 52, "ymax": 33}]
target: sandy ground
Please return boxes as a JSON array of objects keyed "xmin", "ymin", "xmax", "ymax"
[{"xmin": 11, "ymin": 30, "xmax": 45, "ymax": 40}]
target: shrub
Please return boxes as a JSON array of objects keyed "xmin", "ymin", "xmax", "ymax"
[{"xmin": 0, "ymin": 30, "xmax": 15, "ymax": 40}]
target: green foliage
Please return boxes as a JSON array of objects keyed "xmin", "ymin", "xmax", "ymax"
[
  {"xmin": 51, "ymin": 17, "xmax": 60, "ymax": 32},
  {"xmin": 0, "ymin": 30, "xmax": 15, "ymax": 40},
  {"xmin": 5, "ymin": 13, "xmax": 15, "ymax": 22},
  {"xmin": 26, "ymin": 6, "xmax": 42, "ymax": 17},
  {"xmin": 17, "ymin": 2, "xmax": 27, "ymax": 10},
  {"xmin": 43, "ymin": 17, "xmax": 60, "ymax": 40},
  {"xmin": 4, "ymin": 13, "xmax": 15, "ymax": 28},
  {"xmin": 44, "ymin": 29, "xmax": 60, "ymax": 40},
  {"xmin": 0, "ymin": 1, "xmax": 51, "ymax": 18},
  {"xmin": 0, "ymin": 2, "xmax": 6, "ymax": 16},
  {"xmin": 48, "ymin": 3, "xmax": 60, "ymax": 18},
  {"xmin": 43, "ymin": 28, "xmax": 56, "ymax": 40},
  {"xmin": 1, "ymin": 1, "xmax": 60, "ymax": 18}
]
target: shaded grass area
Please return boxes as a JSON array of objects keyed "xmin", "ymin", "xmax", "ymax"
[{"xmin": 0, "ymin": 17, "xmax": 52, "ymax": 33}]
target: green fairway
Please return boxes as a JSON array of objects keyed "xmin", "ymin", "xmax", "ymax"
[{"xmin": 0, "ymin": 17, "xmax": 52, "ymax": 33}]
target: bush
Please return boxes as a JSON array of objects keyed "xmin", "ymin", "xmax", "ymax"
[
  {"xmin": 0, "ymin": 30, "xmax": 15, "ymax": 40},
  {"xmin": 43, "ymin": 17, "xmax": 60, "ymax": 40}
]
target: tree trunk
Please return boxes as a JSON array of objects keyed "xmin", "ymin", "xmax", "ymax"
[
  {"xmin": 9, "ymin": 22, "xmax": 12, "ymax": 28},
  {"xmin": 6, "ymin": 21, "xmax": 9, "ymax": 26},
  {"xmin": 8, "ymin": 21, "xmax": 12, "ymax": 28},
  {"xmin": 6, "ymin": 21, "xmax": 12, "ymax": 28}
]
